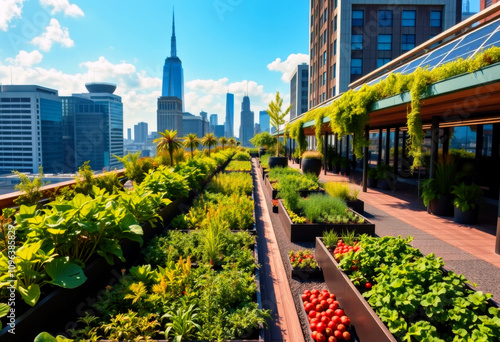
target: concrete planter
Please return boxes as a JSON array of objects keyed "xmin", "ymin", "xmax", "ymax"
[
  {"xmin": 315, "ymin": 237, "xmax": 397, "ymax": 342},
  {"xmin": 277, "ymin": 200, "xmax": 375, "ymax": 242}
]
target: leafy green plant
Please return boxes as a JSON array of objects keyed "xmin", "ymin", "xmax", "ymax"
[
  {"xmin": 324, "ymin": 182, "xmax": 359, "ymax": 201},
  {"xmin": 183, "ymin": 133, "xmax": 200, "ymax": 159},
  {"xmin": 367, "ymin": 167, "xmax": 378, "ymax": 179},
  {"xmin": 302, "ymin": 151, "xmax": 323, "ymax": 160},
  {"xmin": 299, "ymin": 194, "xmax": 349, "ymax": 223},
  {"xmin": 154, "ymin": 129, "xmax": 183, "ymax": 166},
  {"xmin": 323, "ymin": 230, "xmax": 339, "ymax": 249},
  {"xmin": 206, "ymin": 172, "xmax": 252, "ymax": 196},
  {"xmin": 114, "ymin": 152, "xmax": 154, "ymax": 183},
  {"xmin": 269, "ymin": 167, "xmax": 319, "ymax": 192},
  {"xmin": 12, "ymin": 166, "xmax": 48, "ymax": 208},
  {"xmin": 226, "ymin": 160, "xmax": 251, "ymax": 171},
  {"xmin": 421, "ymin": 158, "xmax": 466, "ymax": 207},
  {"xmin": 141, "ymin": 165, "xmax": 190, "ymax": 201},
  {"xmin": 289, "ymin": 250, "xmax": 318, "ymax": 269},
  {"xmin": 201, "ymin": 133, "xmax": 218, "ymax": 157},
  {"xmin": 233, "ymin": 151, "xmax": 251, "ymax": 161},
  {"xmin": 267, "ymin": 91, "xmax": 292, "ymax": 156},
  {"xmin": 102, "ymin": 311, "xmax": 160, "ymax": 341},
  {"xmin": 162, "ymin": 304, "xmax": 201, "ymax": 342},
  {"xmin": 451, "ymin": 182, "xmax": 483, "ymax": 212},
  {"xmin": 250, "ymin": 132, "xmax": 276, "ymax": 149}
]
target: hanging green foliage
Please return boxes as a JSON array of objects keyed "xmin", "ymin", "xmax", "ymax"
[{"xmin": 315, "ymin": 113, "xmax": 324, "ymax": 153}]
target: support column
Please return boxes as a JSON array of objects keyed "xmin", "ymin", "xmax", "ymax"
[
  {"xmin": 394, "ymin": 127, "xmax": 399, "ymax": 177},
  {"xmin": 346, "ymin": 135, "xmax": 350, "ymax": 159},
  {"xmin": 430, "ymin": 116, "xmax": 440, "ymax": 179},
  {"xmin": 292, "ymin": 139, "xmax": 296, "ymax": 163},
  {"xmin": 339, "ymin": 136, "xmax": 343, "ymax": 159},
  {"xmin": 442, "ymin": 127, "xmax": 450, "ymax": 158},
  {"xmin": 378, "ymin": 128, "xmax": 383, "ymax": 165},
  {"xmin": 334, "ymin": 134, "xmax": 339, "ymax": 153},
  {"xmin": 324, "ymin": 131, "xmax": 328, "ymax": 175},
  {"xmin": 401, "ymin": 130, "xmax": 406, "ymax": 171},
  {"xmin": 363, "ymin": 127, "xmax": 369, "ymax": 192},
  {"xmin": 385, "ymin": 128, "xmax": 391, "ymax": 165},
  {"xmin": 476, "ymin": 125, "xmax": 484, "ymax": 160}
]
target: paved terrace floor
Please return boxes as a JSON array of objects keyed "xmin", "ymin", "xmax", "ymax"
[{"xmin": 287, "ymin": 160, "xmax": 500, "ymax": 300}]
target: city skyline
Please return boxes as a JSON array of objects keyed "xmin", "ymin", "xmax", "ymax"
[{"xmin": 0, "ymin": 0, "xmax": 319, "ymax": 135}]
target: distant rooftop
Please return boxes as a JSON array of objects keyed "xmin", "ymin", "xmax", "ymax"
[{"xmin": 85, "ymin": 82, "xmax": 117, "ymax": 94}]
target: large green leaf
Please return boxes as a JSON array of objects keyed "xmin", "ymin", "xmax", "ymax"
[
  {"xmin": 34, "ymin": 332, "xmax": 73, "ymax": 342},
  {"xmin": 19, "ymin": 284, "xmax": 40, "ymax": 306},
  {"xmin": 45, "ymin": 257, "xmax": 87, "ymax": 289},
  {"xmin": 0, "ymin": 303, "xmax": 9, "ymax": 317}
]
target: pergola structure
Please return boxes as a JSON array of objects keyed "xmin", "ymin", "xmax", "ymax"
[{"xmin": 281, "ymin": 4, "xmax": 500, "ymax": 254}]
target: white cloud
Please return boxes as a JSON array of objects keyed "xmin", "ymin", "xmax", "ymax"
[
  {"xmin": 31, "ymin": 18, "xmax": 74, "ymax": 52},
  {"xmin": 0, "ymin": 0, "xmax": 25, "ymax": 31},
  {"xmin": 267, "ymin": 53, "xmax": 309, "ymax": 82},
  {"xmin": 40, "ymin": 0, "xmax": 84, "ymax": 17},
  {"xmin": 5, "ymin": 50, "xmax": 43, "ymax": 67}
]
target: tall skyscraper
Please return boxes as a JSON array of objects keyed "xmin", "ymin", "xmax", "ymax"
[
  {"xmin": 225, "ymin": 93, "xmax": 234, "ymax": 138},
  {"xmin": 239, "ymin": 95, "xmax": 254, "ymax": 147},
  {"xmin": 127, "ymin": 128, "xmax": 132, "ymax": 140},
  {"xmin": 70, "ymin": 82, "xmax": 124, "ymax": 171},
  {"xmin": 158, "ymin": 10, "xmax": 183, "ymax": 134},
  {"xmin": 214, "ymin": 124, "xmax": 225, "ymax": 137},
  {"xmin": 209, "ymin": 114, "xmax": 218, "ymax": 133},
  {"xmin": 308, "ymin": 0, "xmax": 460, "ymax": 107},
  {"xmin": 0, "ymin": 85, "xmax": 63, "ymax": 174},
  {"xmin": 290, "ymin": 63, "xmax": 309, "ymax": 120},
  {"xmin": 134, "ymin": 122, "xmax": 148, "ymax": 143},
  {"xmin": 182, "ymin": 112, "xmax": 209, "ymax": 137},
  {"xmin": 161, "ymin": 11, "xmax": 184, "ymax": 107},
  {"xmin": 259, "ymin": 110, "xmax": 270, "ymax": 134}
]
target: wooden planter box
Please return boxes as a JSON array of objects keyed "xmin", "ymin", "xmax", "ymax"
[
  {"xmin": 278, "ymin": 200, "xmax": 375, "ymax": 242},
  {"xmin": 264, "ymin": 176, "xmax": 325, "ymax": 200},
  {"xmin": 287, "ymin": 257, "xmax": 323, "ymax": 281},
  {"xmin": 315, "ymin": 237, "xmax": 396, "ymax": 342}
]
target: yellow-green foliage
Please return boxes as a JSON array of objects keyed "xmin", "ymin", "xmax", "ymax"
[
  {"xmin": 289, "ymin": 46, "xmax": 500, "ymax": 169},
  {"xmin": 324, "ymin": 182, "xmax": 359, "ymax": 201}
]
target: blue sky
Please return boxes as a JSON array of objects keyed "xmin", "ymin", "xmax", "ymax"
[
  {"xmin": 0, "ymin": 0, "xmax": 479, "ymax": 136},
  {"xmin": 0, "ymin": 0, "xmax": 310, "ymax": 136}
]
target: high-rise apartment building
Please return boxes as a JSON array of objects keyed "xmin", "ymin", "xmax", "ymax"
[
  {"xmin": 239, "ymin": 96, "xmax": 254, "ymax": 147},
  {"xmin": 290, "ymin": 63, "xmax": 309, "ymax": 120},
  {"xmin": 158, "ymin": 10, "xmax": 183, "ymax": 134},
  {"xmin": 71, "ymin": 82, "xmax": 124, "ymax": 171},
  {"xmin": 127, "ymin": 128, "xmax": 132, "ymax": 140},
  {"xmin": 259, "ymin": 110, "xmax": 270, "ymax": 134},
  {"xmin": 214, "ymin": 124, "xmax": 225, "ymax": 137},
  {"xmin": 134, "ymin": 122, "xmax": 148, "ymax": 143},
  {"xmin": 225, "ymin": 93, "xmax": 234, "ymax": 138},
  {"xmin": 209, "ymin": 114, "xmax": 218, "ymax": 133},
  {"xmin": 182, "ymin": 112, "xmax": 209, "ymax": 137},
  {"xmin": 308, "ymin": 0, "xmax": 460, "ymax": 108},
  {"xmin": 0, "ymin": 85, "xmax": 63, "ymax": 174}
]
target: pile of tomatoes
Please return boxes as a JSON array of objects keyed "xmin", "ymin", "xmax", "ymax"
[
  {"xmin": 333, "ymin": 240, "xmax": 360, "ymax": 261},
  {"xmin": 302, "ymin": 289, "xmax": 353, "ymax": 341}
]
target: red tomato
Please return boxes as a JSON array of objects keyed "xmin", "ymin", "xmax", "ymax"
[
  {"xmin": 321, "ymin": 316, "xmax": 330, "ymax": 324},
  {"xmin": 343, "ymin": 331, "xmax": 351, "ymax": 341},
  {"xmin": 326, "ymin": 298, "xmax": 334, "ymax": 305},
  {"xmin": 325, "ymin": 328, "xmax": 333, "ymax": 337},
  {"xmin": 321, "ymin": 311, "xmax": 329, "ymax": 317},
  {"xmin": 311, "ymin": 298, "xmax": 319, "ymax": 306},
  {"xmin": 316, "ymin": 304, "xmax": 323, "ymax": 312},
  {"xmin": 311, "ymin": 331, "xmax": 317, "ymax": 340},
  {"xmin": 340, "ymin": 316, "xmax": 351, "ymax": 326},
  {"xmin": 329, "ymin": 293, "xmax": 336, "ymax": 300},
  {"xmin": 316, "ymin": 332, "xmax": 326, "ymax": 342},
  {"xmin": 316, "ymin": 312, "xmax": 321, "ymax": 319},
  {"xmin": 305, "ymin": 303, "xmax": 314, "ymax": 313},
  {"xmin": 308, "ymin": 310, "xmax": 317, "ymax": 319},
  {"xmin": 316, "ymin": 322, "xmax": 326, "ymax": 333},
  {"xmin": 302, "ymin": 294, "xmax": 310, "ymax": 302},
  {"xmin": 312, "ymin": 289, "xmax": 320, "ymax": 296},
  {"xmin": 325, "ymin": 309, "xmax": 334, "ymax": 318},
  {"xmin": 334, "ymin": 309, "xmax": 345, "ymax": 317},
  {"xmin": 365, "ymin": 282, "xmax": 372, "ymax": 289},
  {"xmin": 320, "ymin": 300, "xmax": 328, "ymax": 308},
  {"xmin": 311, "ymin": 318, "xmax": 320, "ymax": 325},
  {"xmin": 333, "ymin": 330, "xmax": 342, "ymax": 339},
  {"xmin": 310, "ymin": 323, "xmax": 317, "ymax": 331},
  {"xmin": 328, "ymin": 336, "xmax": 337, "ymax": 342},
  {"xmin": 337, "ymin": 324, "xmax": 346, "ymax": 333},
  {"xmin": 329, "ymin": 302, "xmax": 339, "ymax": 311},
  {"xmin": 327, "ymin": 321, "xmax": 336, "ymax": 330},
  {"xmin": 304, "ymin": 289, "xmax": 311, "ymax": 295},
  {"xmin": 332, "ymin": 316, "xmax": 342, "ymax": 324}
]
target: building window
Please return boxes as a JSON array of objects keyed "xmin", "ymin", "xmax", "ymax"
[
  {"xmin": 377, "ymin": 58, "xmax": 391, "ymax": 68},
  {"xmin": 334, "ymin": 15, "xmax": 337, "ymax": 31},
  {"xmin": 377, "ymin": 34, "xmax": 392, "ymax": 50},
  {"xmin": 333, "ymin": 40, "xmax": 337, "ymax": 55},
  {"xmin": 351, "ymin": 58, "xmax": 362, "ymax": 75},
  {"xmin": 431, "ymin": 11, "xmax": 442, "ymax": 28},
  {"xmin": 402, "ymin": 34, "xmax": 415, "ymax": 51},
  {"xmin": 352, "ymin": 34, "xmax": 363, "ymax": 50},
  {"xmin": 323, "ymin": 51, "xmax": 327, "ymax": 65},
  {"xmin": 323, "ymin": 30, "xmax": 327, "ymax": 45},
  {"xmin": 332, "ymin": 63, "xmax": 336, "ymax": 79},
  {"xmin": 402, "ymin": 10, "xmax": 416, "ymax": 27},
  {"xmin": 323, "ymin": 92, "xmax": 326, "ymax": 102},
  {"xmin": 323, "ymin": 72, "xmax": 327, "ymax": 86},
  {"xmin": 379, "ymin": 10, "xmax": 392, "ymax": 27},
  {"xmin": 352, "ymin": 10, "xmax": 363, "ymax": 27},
  {"xmin": 324, "ymin": 8, "xmax": 328, "ymax": 23},
  {"xmin": 311, "ymin": 14, "xmax": 314, "ymax": 26}
]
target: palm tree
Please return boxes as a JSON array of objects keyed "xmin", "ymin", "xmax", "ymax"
[
  {"xmin": 153, "ymin": 129, "xmax": 182, "ymax": 166},
  {"xmin": 200, "ymin": 133, "xmax": 218, "ymax": 157},
  {"xmin": 267, "ymin": 91, "xmax": 292, "ymax": 157},
  {"xmin": 183, "ymin": 133, "xmax": 200, "ymax": 159},
  {"xmin": 228, "ymin": 137, "xmax": 236, "ymax": 148},
  {"xmin": 219, "ymin": 136, "xmax": 227, "ymax": 150}
]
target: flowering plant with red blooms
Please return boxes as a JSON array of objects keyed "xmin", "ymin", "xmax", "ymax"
[
  {"xmin": 302, "ymin": 289, "xmax": 353, "ymax": 341},
  {"xmin": 272, "ymin": 199, "xmax": 279, "ymax": 207},
  {"xmin": 289, "ymin": 250, "xmax": 318, "ymax": 269}
]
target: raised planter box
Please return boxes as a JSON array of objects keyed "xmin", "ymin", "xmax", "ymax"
[
  {"xmin": 346, "ymin": 199, "xmax": 364, "ymax": 214},
  {"xmin": 287, "ymin": 258, "xmax": 323, "ymax": 281},
  {"xmin": 264, "ymin": 176, "xmax": 325, "ymax": 200},
  {"xmin": 315, "ymin": 237, "xmax": 396, "ymax": 342},
  {"xmin": 278, "ymin": 200, "xmax": 375, "ymax": 242}
]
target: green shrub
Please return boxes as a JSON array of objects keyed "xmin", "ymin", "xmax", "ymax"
[
  {"xmin": 226, "ymin": 161, "xmax": 251, "ymax": 171},
  {"xmin": 206, "ymin": 172, "xmax": 252, "ymax": 196},
  {"xmin": 302, "ymin": 151, "xmax": 323, "ymax": 160},
  {"xmin": 13, "ymin": 166, "xmax": 48, "ymax": 208},
  {"xmin": 142, "ymin": 165, "xmax": 190, "ymax": 200},
  {"xmin": 233, "ymin": 151, "xmax": 251, "ymax": 161},
  {"xmin": 324, "ymin": 182, "xmax": 359, "ymax": 201},
  {"xmin": 299, "ymin": 194, "xmax": 348, "ymax": 223}
]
